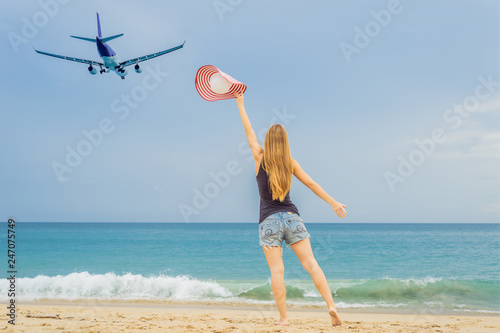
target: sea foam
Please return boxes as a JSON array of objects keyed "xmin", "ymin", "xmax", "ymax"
[
  {"xmin": 1, "ymin": 272, "xmax": 498, "ymax": 314},
  {"xmin": 0, "ymin": 271, "xmax": 232, "ymax": 301}
]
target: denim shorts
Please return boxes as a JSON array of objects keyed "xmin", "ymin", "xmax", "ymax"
[{"xmin": 258, "ymin": 212, "xmax": 310, "ymax": 250}]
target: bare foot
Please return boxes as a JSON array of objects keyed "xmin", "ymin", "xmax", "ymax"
[
  {"xmin": 275, "ymin": 318, "xmax": 289, "ymax": 326},
  {"xmin": 329, "ymin": 307, "xmax": 342, "ymax": 327}
]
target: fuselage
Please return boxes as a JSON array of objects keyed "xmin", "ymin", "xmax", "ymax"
[{"xmin": 96, "ymin": 37, "xmax": 127, "ymax": 77}]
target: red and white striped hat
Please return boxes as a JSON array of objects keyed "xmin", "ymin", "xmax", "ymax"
[{"xmin": 195, "ymin": 65, "xmax": 247, "ymax": 102}]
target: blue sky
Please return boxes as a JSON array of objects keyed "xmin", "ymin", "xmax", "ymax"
[{"xmin": 0, "ymin": 0, "xmax": 498, "ymax": 223}]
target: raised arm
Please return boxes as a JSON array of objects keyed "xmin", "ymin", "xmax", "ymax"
[
  {"xmin": 233, "ymin": 92, "xmax": 263, "ymax": 164},
  {"xmin": 292, "ymin": 158, "xmax": 347, "ymax": 218}
]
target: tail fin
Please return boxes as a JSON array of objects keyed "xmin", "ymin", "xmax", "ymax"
[
  {"xmin": 70, "ymin": 13, "xmax": 123, "ymax": 43},
  {"xmin": 70, "ymin": 33, "xmax": 123, "ymax": 43},
  {"xmin": 97, "ymin": 12, "xmax": 102, "ymax": 38},
  {"xmin": 101, "ymin": 33, "xmax": 124, "ymax": 43},
  {"xmin": 70, "ymin": 35, "xmax": 96, "ymax": 42}
]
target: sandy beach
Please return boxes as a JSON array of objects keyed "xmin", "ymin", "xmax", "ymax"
[{"xmin": 5, "ymin": 300, "xmax": 499, "ymax": 333}]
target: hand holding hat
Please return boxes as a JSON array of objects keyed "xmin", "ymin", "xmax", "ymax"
[
  {"xmin": 195, "ymin": 65, "xmax": 247, "ymax": 102},
  {"xmin": 232, "ymin": 90, "xmax": 244, "ymax": 107}
]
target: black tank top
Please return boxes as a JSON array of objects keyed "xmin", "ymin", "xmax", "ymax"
[{"xmin": 256, "ymin": 160, "xmax": 300, "ymax": 223}]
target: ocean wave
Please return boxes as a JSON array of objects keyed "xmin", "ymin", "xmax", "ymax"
[
  {"xmin": 333, "ymin": 277, "xmax": 498, "ymax": 304},
  {"xmin": 0, "ymin": 272, "xmax": 232, "ymax": 301},
  {"xmin": 1, "ymin": 273, "xmax": 498, "ymax": 314},
  {"xmin": 235, "ymin": 279, "xmax": 307, "ymax": 301}
]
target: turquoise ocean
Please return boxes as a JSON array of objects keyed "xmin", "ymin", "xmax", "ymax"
[{"xmin": 1, "ymin": 223, "xmax": 499, "ymax": 314}]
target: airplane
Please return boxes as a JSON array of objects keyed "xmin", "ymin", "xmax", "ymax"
[{"xmin": 34, "ymin": 12, "xmax": 185, "ymax": 79}]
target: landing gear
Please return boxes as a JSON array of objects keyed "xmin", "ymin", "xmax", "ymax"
[
  {"xmin": 98, "ymin": 65, "xmax": 106, "ymax": 74},
  {"xmin": 114, "ymin": 66, "xmax": 127, "ymax": 79}
]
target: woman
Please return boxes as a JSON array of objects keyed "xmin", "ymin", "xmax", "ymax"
[{"xmin": 233, "ymin": 91, "xmax": 346, "ymax": 327}]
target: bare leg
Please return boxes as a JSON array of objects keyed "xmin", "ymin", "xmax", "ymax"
[
  {"xmin": 262, "ymin": 245, "xmax": 289, "ymax": 326},
  {"xmin": 290, "ymin": 238, "xmax": 342, "ymax": 326}
]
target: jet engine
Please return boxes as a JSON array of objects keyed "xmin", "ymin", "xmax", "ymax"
[
  {"xmin": 134, "ymin": 64, "xmax": 142, "ymax": 73},
  {"xmin": 88, "ymin": 65, "xmax": 97, "ymax": 75}
]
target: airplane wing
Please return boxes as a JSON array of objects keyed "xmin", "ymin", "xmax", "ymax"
[
  {"xmin": 34, "ymin": 49, "xmax": 104, "ymax": 66},
  {"xmin": 119, "ymin": 41, "xmax": 185, "ymax": 68}
]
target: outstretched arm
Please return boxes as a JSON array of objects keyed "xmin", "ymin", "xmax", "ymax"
[
  {"xmin": 292, "ymin": 158, "xmax": 347, "ymax": 218},
  {"xmin": 233, "ymin": 92, "xmax": 263, "ymax": 162}
]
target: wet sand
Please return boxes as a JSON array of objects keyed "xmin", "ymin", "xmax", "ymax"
[{"xmin": 6, "ymin": 299, "xmax": 500, "ymax": 332}]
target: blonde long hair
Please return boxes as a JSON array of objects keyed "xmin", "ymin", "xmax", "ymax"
[{"xmin": 262, "ymin": 124, "xmax": 294, "ymax": 202}]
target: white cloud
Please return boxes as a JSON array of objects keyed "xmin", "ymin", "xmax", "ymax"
[
  {"xmin": 474, "ymin": 97, "xmax": 500, "ymax": 113},
  {"xmin": 434, "ymin": 129, "xmax": 500, "ymax": 159},
  {"xmin": 482, "ymin": 202, "xmax": 500, "ymax": 213}
]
